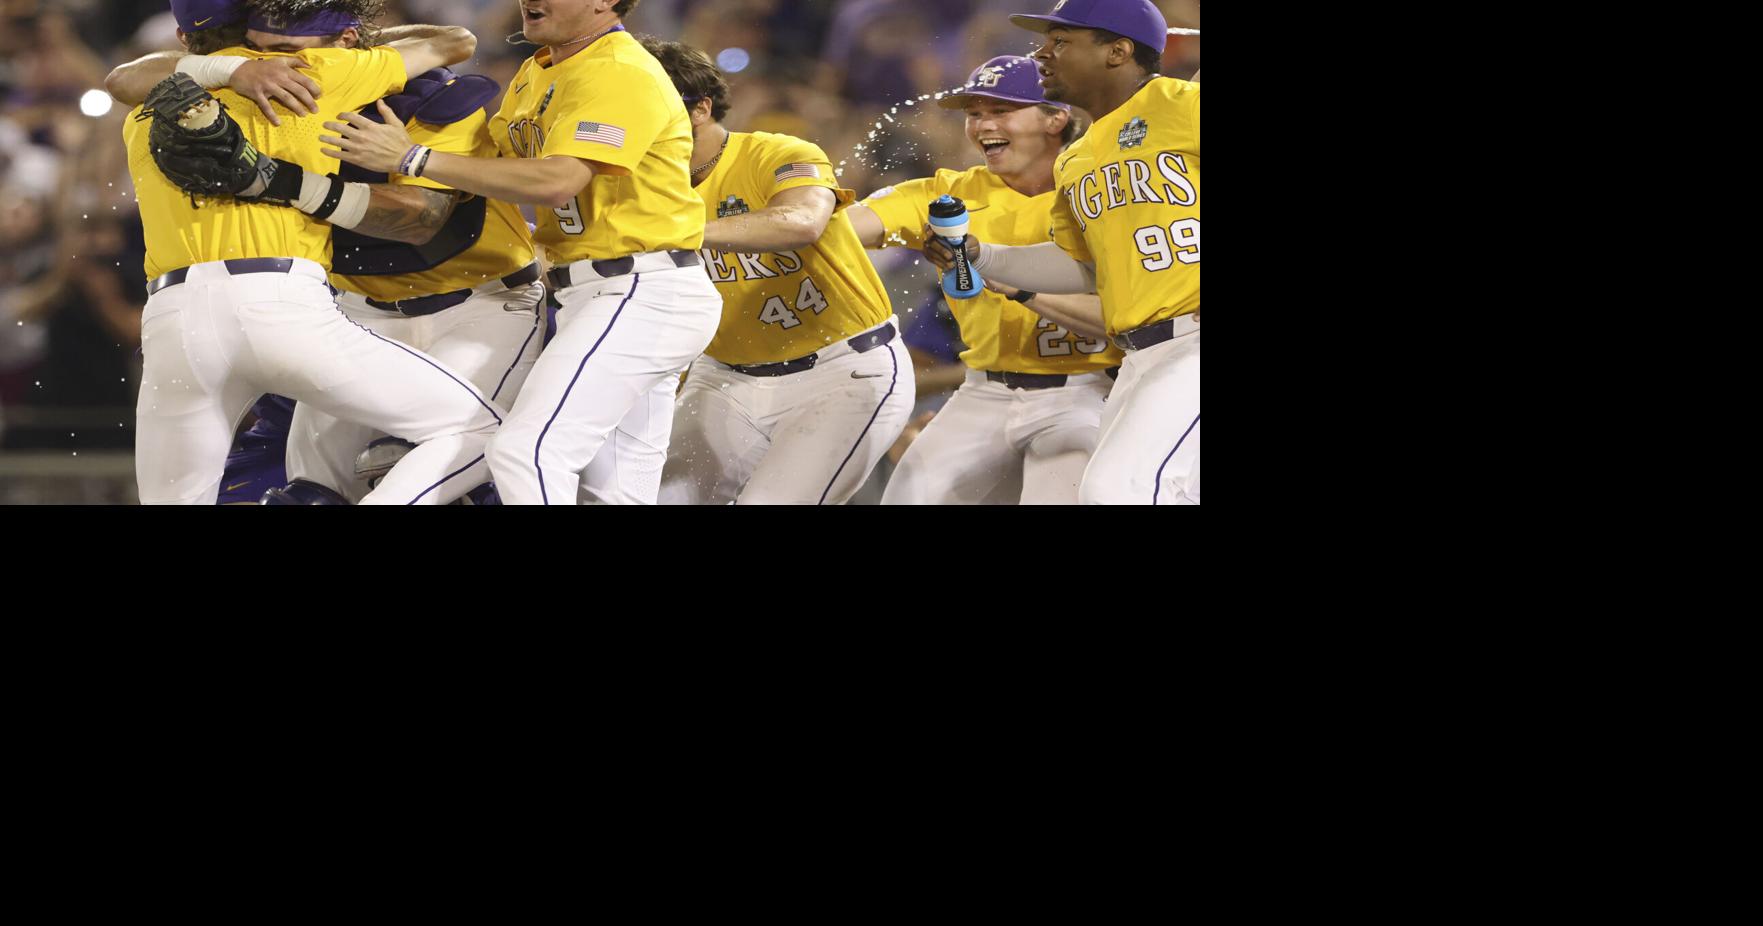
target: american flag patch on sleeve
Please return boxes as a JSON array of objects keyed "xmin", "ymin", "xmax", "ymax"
[
  {"xmin": 774, "ymin": 163, "xmax": 820, "ymax": 182},
  {"xmin": 574, "ymin": 122, "xmax": 626, "ymax": 147}
]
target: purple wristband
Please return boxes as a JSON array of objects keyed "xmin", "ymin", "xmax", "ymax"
[{"xmin": 397, "ymin": 145, "xmax": 428, "ymax": 177}]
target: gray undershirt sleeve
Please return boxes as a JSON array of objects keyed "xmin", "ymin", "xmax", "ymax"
[{"xmin": 972, "ymin": 241, "xmax": 1097, "ymax": 294}]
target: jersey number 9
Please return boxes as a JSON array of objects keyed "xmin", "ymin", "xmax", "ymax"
[{"xmin": 555, "ymin": 197, "xmax": 585, "ymax": 235}]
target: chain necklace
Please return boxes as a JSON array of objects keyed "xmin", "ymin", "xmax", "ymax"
[{"xmin": 692, "ymin": 130, "xmax": 729, "ymax": 180}]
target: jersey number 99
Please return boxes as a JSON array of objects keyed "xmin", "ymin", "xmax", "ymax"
[{"xmin": 1133, "ymin": 218, "xmax": 1200, "ymax": 271}]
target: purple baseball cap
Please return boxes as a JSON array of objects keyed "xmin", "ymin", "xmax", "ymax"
[
  {"xmin": 171, "ymin": 0, "xmax": 245, "ymax": 32},
  {"xmin": 248, "ymin": 6, "xmax": 362, "ymax": 36},
  {"xmin": 1010, "ymin": 0, "xmax": 1168, "ymax": 57},
  {"xmin": 937, "ymin": 55, "xmax": 1070, "ymax": 110}
]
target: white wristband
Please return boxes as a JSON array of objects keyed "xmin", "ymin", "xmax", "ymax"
[
  {"xmin": 324, "ymin": 183, "xmax": 372, "ymax": 230},
  {"xmin": 174, "ymin": 54, "xmax": 246, "ymax": 89}
]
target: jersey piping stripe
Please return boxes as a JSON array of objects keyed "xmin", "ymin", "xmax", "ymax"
[
  {"xmin": 406, "ymin": 453, "xmax": 486, "ymax": 505},
  {"xmin": 490, "ymin": 310, "xmax": 544, "ymax": 402},
  {"xmin": 1153, "ymin": 413, "xmax": 1199, "ymax": 505},
  {"xmin": 819, "ymin": 337, "xmax": 899, "ymax": 505},
  {"xmin": 532, "ymin": 274, "xmax": 639, "ymax": 505}
]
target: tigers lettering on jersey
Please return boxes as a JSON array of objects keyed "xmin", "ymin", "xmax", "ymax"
[
  {"xmin": 862, "ymin": 165, "xmax": 1122, "ymax": 375},
  {"xmin": 692, "ymin": 131, "xmax": 891, "ymax": 366},
  {"xmin": 1060, "ymin": 150, "xmax": 1197, "ymax": 233},
  {"xmin": 1050, "ymin": 77, "xmax": 1200, "ymax": 336}
]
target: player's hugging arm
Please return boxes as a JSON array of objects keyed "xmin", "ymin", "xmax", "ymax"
[
  {"xmin": 382, "ymin": 25, "xmax": 479, "ymax": 77},
  {"xmin": 106, "ymin": 52, "xmax": 321, "ymax": 127},
  {"xmin": 986, "ymin": 281, "xmax": 1107, "ymax": 341},
  {"xmin": 844, "ymin": 203, "xmax": 888, "ymax": 250},
  {"xmin": 701, "ymin": 186, "xmax": 837, "ymax": 253},
  {"xmin": 924, "ymin": 234, "xmax": 1097, "ymax": 295},
  {"xmin": 322, "ymin": 102, "xmax": 594, "ymax": 209},
  {"xmin": 350, "ymin": 186, "xmax": 460, "ymax": 245}
]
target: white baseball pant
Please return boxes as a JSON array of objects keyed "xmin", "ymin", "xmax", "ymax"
[
  {"xmin": 1079, "ymin": 314, "xmax": 1200, "ymax": 505},
  {"xmin": 134, "ymin": 257, "xmax": 502, "ymax": 505},
  {"xmin": 487, "ymin": 253, "xmax": 722, "ymax": 505},
  {"xmin": 881, "ymin": 367, "xmax": 1112, "ymax": 505},
  {"xmin": 286, "ymin": 278, "xmax": 545, "ymax": 502},
  {"xmin": 660, "ymin": 317, "xmax": 915, "ymax": 505}
]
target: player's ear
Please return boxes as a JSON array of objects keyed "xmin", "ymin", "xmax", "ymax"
[
  {"xmin": 338, "ymin": 26, "xmax": 360, "ymax": 49},
  {"xmin": 690, "ymin": 97, "xmax": 713, "ymax": 127},
  {"xmin": 1109, "ymin": 36, "xmax": 1133, "ymax": 67},
  {"xmin": 1047, "ymin": 108, "xmax": 1070, "ymax": 139},
  {"xmin": 176, "ymin": 28, "xmax": 190, "ymax": 50}
]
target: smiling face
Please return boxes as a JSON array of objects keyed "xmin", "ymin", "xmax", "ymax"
[
  {"xmin": 1032, "ymin": 25, "xmax": 1111, "ymax": 108},
  {"xmin": 963, "ymin": 98, "xmax": 1064, "ymax": 176},
  {"xmin": 519, "ymin": 0, "xmax": 605, "ymax": 46}
]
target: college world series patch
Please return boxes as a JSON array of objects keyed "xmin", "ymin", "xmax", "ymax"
[
  {"xmin": 1118, "ymin": 116, "xmax": 1148, "ymax": 149},
  {"xmin": 717, "ymin": 195, "xmax": 750, "ymax": 217}
]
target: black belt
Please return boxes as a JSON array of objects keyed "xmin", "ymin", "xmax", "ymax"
[
  {"xmin": 145, "ymin": 257, "xmax": 296, "ymax": 296},
  {"xmin": 1112, "ymin": 314, "xmax": 1195, "ymax": 352},
  {"xmin": 727, "ymin": 324, "xmax": 897, "ymax": 377},
  {"xmin": 985, "ymin": 366, "xmax": 1123, "ymax": 389},
  {"xmin": 364, "ymin": 262, "xmax": 541, "ymax": 316},
  {"xmin": 545, "ymin": 250, "xmax": 700, "ymax": 291},
  {"xmin": 987, "ymin": 371, "xmax": 1069, "ymax": 390}
]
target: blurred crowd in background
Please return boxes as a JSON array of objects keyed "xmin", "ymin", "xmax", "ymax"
[{"xmin": 0, "ymin": 0, "xmax": 1196, "ymax": 500}]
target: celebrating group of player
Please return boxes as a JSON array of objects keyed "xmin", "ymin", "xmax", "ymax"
[{"xmin": 108, "ymin": 0, "xmax": 1198, "ymax": 505}]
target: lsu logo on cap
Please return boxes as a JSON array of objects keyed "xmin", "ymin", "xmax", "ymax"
[
  {"xmin": 1118, "ymin": 116, "xmax": 1148, "ymax": 149},
  {"xmin": 1052, "ymin": 0, "xmax": 1069, "ymax": 11},
  {"xmin": 976, "ymin": 66, "xmax": 1006, "ymax": 88}
]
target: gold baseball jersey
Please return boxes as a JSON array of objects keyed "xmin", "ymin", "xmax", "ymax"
[
  {"xmin": 333, "ymin": 109, "xmax": 536, "ymax": 300},
  {"xmin": 696, "ymin": 131, "xmax": 891, "ymax": 366},
  {"xmin": 1051, "ymin": 77, "xmax": 1200, "ymax": 336},
  {"xmin": 126, "ymin": 45, "xmax": 408, "ymax": 280},
  {"xmin": 863, "ymin": 166, "xmax": 1122, "ymax": 374},
  {"xmin": 489, "ymin": 30, "xmax": 701, "ymax": 263}
]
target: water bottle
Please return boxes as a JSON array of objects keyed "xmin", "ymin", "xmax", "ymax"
[{"xmin": 928, "ymin": 194, "xmax": 984, "ymax": 299}]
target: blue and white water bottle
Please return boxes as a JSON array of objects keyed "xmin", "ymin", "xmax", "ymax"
[{"xmin": 928, "ymin": 194, "xmax": 984, "ymax": 299}]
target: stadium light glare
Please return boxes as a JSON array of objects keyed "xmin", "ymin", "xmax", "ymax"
[
  {"xmin": 716, "ymin": 48, "xmax": 751, "ymax": 74},
  {"xmin": 81, "ymin": 89, "xmax": 113, "ymax": 118}
]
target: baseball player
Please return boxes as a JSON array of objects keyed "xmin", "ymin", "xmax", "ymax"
[
  {"xmin": 845, "ymin": 55, "xmax": 1124, "ymax": 505},
  {"xmin": 928, "ymin": 0, "xmax": 1200, "ymax": 505},
  {"xmin": 219, "ymin": 1, "xmax": 544, "ymax": 504},
  {"xmin": 113, "ymin": 0, "xmax": 506, "ymax": 504},
  {"xmin": 318, "ymin": 0, "xmax": 721, "ymax": 504},
  {"xmin": 638, "ymin": 37, "xmax": 913, "ymax": 505}
]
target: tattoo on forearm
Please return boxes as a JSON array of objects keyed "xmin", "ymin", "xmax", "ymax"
[{"xmin": 353, "ymin": 187, "xmax": 458, "ymax": 243}]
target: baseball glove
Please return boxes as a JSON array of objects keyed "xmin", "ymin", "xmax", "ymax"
[{"xmin": 137, "ymin": 73, "xmax": 303, "ymax": 205}]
